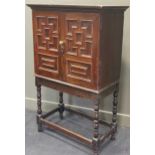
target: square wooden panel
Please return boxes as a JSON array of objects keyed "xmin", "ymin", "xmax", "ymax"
[
  {"xmin": 33, "ymin": 12, "xmax": 60, "ymax": 53},
  {"xmin": 36, "ymin": 53, "xmax": 60, "ymax": 79},
  {"xmin": 63, "ymin": 13, "xmax": 99, "ymax": 59}
]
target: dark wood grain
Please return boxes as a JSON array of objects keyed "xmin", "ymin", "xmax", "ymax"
[
  {"xmin": 28, "ymin": 4, "xmax": 128, "ymax": 155},
  {"xmin": 32, "ymin": 9, "xmax": 126, "ymax": 92},
  {"xmin": 27, "ymin": 4, "xmax": 128, "ymax": 13},
  {"xmin": 32, "ymin": 11, "xmax": 99, "ymax": 89},
  {"xmin": 98, "ymin": 12, "xmax": 124, "ymax": 90},
  {"xmin": 36, "ymin": 77, "xmax": 98, "ymax": 99}
]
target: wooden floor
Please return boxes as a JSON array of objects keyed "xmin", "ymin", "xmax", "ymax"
[{"xmin": 25, "ymin": 109, "xmax": 130, "ymax": 155}]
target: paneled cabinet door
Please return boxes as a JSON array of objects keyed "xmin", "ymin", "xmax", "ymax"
[
  {"xmin": 62, "ymin": 13, "xmax": 100, "ymax": 89},
  {"xmin": 33, "ymin": 11, "xmax": 62, "ymax": 80},
  {"xmin": 33, "ymin": 11, "xmax": 100, "ymax": 89}
]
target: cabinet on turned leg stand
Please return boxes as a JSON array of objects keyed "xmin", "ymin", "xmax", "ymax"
[{"xmin": 27, "ymin": 1, "xmax": 128, "ymax": 155}]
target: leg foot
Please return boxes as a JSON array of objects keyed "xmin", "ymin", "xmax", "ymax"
[
  {"xmin": 92, "ymin": 138, "xmax": 99, "ymax": 155},
  {"xmin": 36, "ymin": 115, "xmax": 43, "ymax": 132}
]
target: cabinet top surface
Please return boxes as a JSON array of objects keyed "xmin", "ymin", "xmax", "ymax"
[{"xmin": 26, "ymin": 0, "xmax": 129, "ymax": 9}]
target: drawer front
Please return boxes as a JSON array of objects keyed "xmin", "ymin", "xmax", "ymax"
[
  {"xmin": 33, "ymin": 11, "xmax": 61, "ymax": 79},
  {"xmin": 63, "ymin": 13, "xmax": 100, "ymax": 89}
]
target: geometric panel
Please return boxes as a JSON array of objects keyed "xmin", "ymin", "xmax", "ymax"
[
  {"xmin": 66, "ymin": 59, "xmax": 92, "ymax": 82},
  {"xmin": 65, "ymin": 19, "xmax": 93, "ymax": 58},
  {"xmin": 35, "ymin": 15, "xmax": 59, "ymax": 52},
  {"xmin": 38, "ymin": 54, "xmax": 59, "ymax": 73}
]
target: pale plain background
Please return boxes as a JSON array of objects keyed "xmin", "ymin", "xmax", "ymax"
[
  {"xmin": 1, "ymin": 0, "xmax": 155, "ymax": 155},
  {"xmin": 25, "ymin": 0, "xmax": 130, "ymax": 127}
]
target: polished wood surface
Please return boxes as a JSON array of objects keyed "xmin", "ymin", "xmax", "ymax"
[
  {"xmin": 31, "ymin": 7, "xmax": 127, "ymax": 91},
  {"xmin": 28, "ymin": 3, "xmax": 128, "ymax": 155},
  {"xmin": 98, "ymin": 12, "xmax": 124, "ymax": 89},
  {"xmin": 33, "ymin": 11, "xmax": 99, "ymax": 89}
]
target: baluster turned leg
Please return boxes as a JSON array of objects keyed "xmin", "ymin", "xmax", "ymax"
[
  {"xmin": 92, "ymin": 96, "xmax": 100, "ymax": 155},
  {"xmin": 36, "ymin": 83, "xmax": 43, "ymax": 132},
  {"xmin": 58, "ymin": 92, "xmax": 65, "ymax": 119},
  {"xmin": 111, "ymin": 84, "xmax": 119, "ymax": 140}
]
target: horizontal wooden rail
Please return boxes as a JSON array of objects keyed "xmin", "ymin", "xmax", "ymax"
[
  {"xmin": 42, "ymin": 108, "xmax": 59, "ymax": 119},
  {"xmin": 66, "ymin": 108, "xmax": 112, "ymax": 127},
  {"xmin": 40, "ymin": 118, "xmax": 92, "ymax": 146}
]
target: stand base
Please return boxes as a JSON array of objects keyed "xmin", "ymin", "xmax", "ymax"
[
  {"xmin": 35, "ymin": 77, "xmax": 118, "ymax": 155},
  {"xmin": 38, "ymin": 107, "xmax": 117, "ymax": 155}
]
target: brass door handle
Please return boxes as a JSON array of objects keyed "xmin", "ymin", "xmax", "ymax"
[{"xmin": 59, "ymin": 40, "xmax": 65, "ymax": 55}]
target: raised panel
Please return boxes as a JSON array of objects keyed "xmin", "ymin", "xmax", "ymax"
[
  {"xmin": 64, "ymin": 57, "xmax": 95, "ymax": 88},
  {"xmin": 33, "ymin": 11, "xmax": 99, "ymax": 89},
  {"xmin": 33, "ymin": 11, "xmax": 61, "ymax": 80},
  {"xmin": 63, "ymin": 13, "xmax": 99, "ymax": 89},
  {"xmin": 64, "ymin": 13, "xmax": 99, "ymax": 59},
  {"xmin": 34, "ymin": 13, "xmax": 59, "ymax": 52},
  {"xmin": 38, "ymin": 54, "xmax": 58, "ymax": 73},
  {"xmin": 36, "ymin": 53, "xmax": 60, "ymax": 79},
  {"xmin": 66, "ymin": 60, "xmax": 92, "ymax": 82}
]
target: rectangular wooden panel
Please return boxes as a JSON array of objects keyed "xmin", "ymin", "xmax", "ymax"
[
  {"xmin": 66, "ymin": 58, "xmax": 92, "ymax": 82},
  {"xmin": 38, "ymin": 54, "xmax": 59, "ymax": 72},
  {"xmin": 62, "ymin": 13, "xmax": 100, "ymax": 89},
  {"xmin": 33, "ymin": 11, "xmax": 61, "ymax": 80},
  {"xmin": 98, "ymin": 12, "xmax": 124, "ymax": 90}
]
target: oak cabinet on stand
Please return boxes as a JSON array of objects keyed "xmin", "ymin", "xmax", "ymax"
[{"xmin": 27, "ymin": 2, "xmax": 128, "ymax": 155}]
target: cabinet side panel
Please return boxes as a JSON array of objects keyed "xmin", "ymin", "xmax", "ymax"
[{"xmin": 99, "ymin": 12, "xmax": 124, "ymax": 89}]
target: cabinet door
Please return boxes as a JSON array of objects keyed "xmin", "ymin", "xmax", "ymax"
[
  {"xmin": 62, "ymin": 13, "xmax": 100, "ymax": 89},
  {"xmin": 33, "ymin": 11, "xmax": 61, "ymax": 79}
]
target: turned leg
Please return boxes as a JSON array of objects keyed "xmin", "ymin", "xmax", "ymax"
[
  {"xmin": 111, "ymin": 84, "xmax": 119, "ymax": 140},
  {"xmin": 92, "ymin": 96, "xmax": 100, "ymax": 155},
  {"xmin": 36, "ymin": 83, "xmax": 43, "ymax": 132},
  {"xmin": 58, "ymin": 92, "xmax": 65, "ymax": 119}
]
